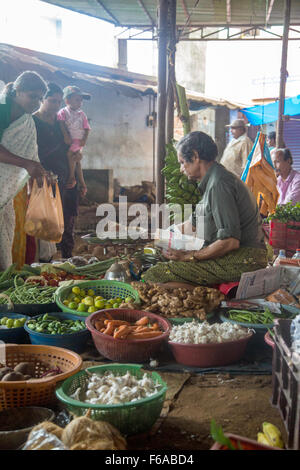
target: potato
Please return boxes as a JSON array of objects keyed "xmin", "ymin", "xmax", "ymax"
[
  {"xmin": 0, "ymin": 367, "xmax": 13, "ymax": 380},
  {"xmin": 2, "ymin": 371, "xmax": 25, "ymax": 381},
  {"xmin": 14, "ymin": 362, "xmax": 35, "ymax": 377}
]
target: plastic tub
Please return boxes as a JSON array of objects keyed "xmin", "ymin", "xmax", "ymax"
[
  {"xmin": 210, "ymin": 432, "xmax": 283, "ymax": 450},
  {"xmin": 0, "ymin": 313, "xmax": 30, "ymax": 344},
  {"xmin": 55, "ymin": 364, "xmax": 167, "ymax": 436},
  {"xmin": 168, "ymin": 332, "xmax": 253, "ymax": 367},
  {"xmin": 24, "ymin": 313, "xmax": 90, "ymax": 354},
  {"xmin": 86, "ymin": 309, "xmax": 171, "ymax": 363},
  {"xmin": 219, "ymin": 311, "xmax": 273, "ymax": 346},
  {"xmin": 0, "ymin": 406, "xmax": 54, "ymax": 450}
]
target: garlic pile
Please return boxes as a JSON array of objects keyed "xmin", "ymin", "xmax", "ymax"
[
  {"xmin": 70, "ymin": 370, "xmax": 161, "ymax": 405},
  {"xmin": 169, "ymin": 321, "xmax": 250, "ymax": 344}
]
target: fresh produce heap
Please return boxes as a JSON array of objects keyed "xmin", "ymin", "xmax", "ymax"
[
  {"xmin": 267, "ymin": 201, "xmax": 300, "ymax": 223},
  {"xmin": 0, "ymin": 316, "xmax": 27, "ymax": 329},
  {"xmin": 257, "ymin": 422, "xmax": 284, "ymax": 448},
  {"xmin": 26, "ymin": 314, "xmax": 86, "ymax": 335},
  {"xmin": 0, "ymin": 361, "xmax": 63, "ymax": 382},
  {"xmin": 63, "ymin": 285, "xmax": 135, "ymax": 314},
  {"xmin": 0, "ymin": 278, "xmax": 57, "ymax": 305},
  {"xmin": 93, "ymin": 312, "xmax": 164, "ymax": 340},
  {"xmin": 23, "ymin": 414, "xmax": 127, "ymax": 450},
  {"xmin": 169, "ymin": 321, "xmax": 250, "ymax": 344},
  {"xmin": 226, "ymin": 307, "xmax": 298, "ymax": 324},
  {"xmin": 162, "ymin": 142, "xmax": 201, "ymax": 212},
  {"xmin": 130, "ymin": 282, "xmax": 224, "ymax": 319},
  {"xmin": 70, "ymin": 370, "xmax": 162, "ymax": 405}
]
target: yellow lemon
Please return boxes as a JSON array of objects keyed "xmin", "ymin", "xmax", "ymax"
[{"xmin": 72, "ymin": 286, "xmax": 81, "ymax": 295}]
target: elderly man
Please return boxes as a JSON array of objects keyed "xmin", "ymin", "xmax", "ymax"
[
  {"xmin": 273, "ymin": 148, "xmax": 300, "ymax": 205},
  {"xmin": 220, "ymin": 119, "xmax": 253, "ymax": 177}
]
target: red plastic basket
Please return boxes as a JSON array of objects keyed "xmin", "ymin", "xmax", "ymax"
[
  {"xmin": 85, "ymin": 309, "xmax": 171, "ymax": 363},
  {"xmin": 168, "ymin": 332, "xmax": 253, "ymax": 368}
]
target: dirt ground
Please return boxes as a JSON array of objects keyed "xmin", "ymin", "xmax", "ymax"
[{"xmin": 126, "ymin": 374, "xmax": 286, "ymax": 450}]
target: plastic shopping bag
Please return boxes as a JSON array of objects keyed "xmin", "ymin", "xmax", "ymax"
[{"xmin": 24, "ymin": 177, "xmax": 64, "ymax": 243}]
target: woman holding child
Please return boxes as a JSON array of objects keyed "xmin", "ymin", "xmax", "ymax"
[{"xmin": 33, "ymin": 83, "xmax": 87, "ymax": 259}]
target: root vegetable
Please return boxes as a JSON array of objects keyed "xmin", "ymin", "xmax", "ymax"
[
  {"xmin": 14, "ymin": 362, "xmax": 35, "ymax": 377},
  {"xmin": 0, "ymin": 367, "xmax": 13, "ymax": 380},
  {"xmin": 28, "ymin": 422, "xmax": 63, "ymax": 441},
  {"xmin": 2, "ymin": 371, "xmax": 25, "ymax": 381}
]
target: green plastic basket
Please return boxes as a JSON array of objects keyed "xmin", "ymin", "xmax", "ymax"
[
  {"xmin": 55, "ymin": 280, "xmax": 140, "ymax": 317},
  {"xmin": 55, "ymin": 364, "xmax": 167, "ymax": 436}
]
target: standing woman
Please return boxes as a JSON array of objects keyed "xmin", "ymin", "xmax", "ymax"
[
  {"xmin": 33, "ymin": 83, "xmax": 86, "ymax": 259},
  {"xmin": 0, "ymin": 71, "xmax": 48, "ymax": 270}
]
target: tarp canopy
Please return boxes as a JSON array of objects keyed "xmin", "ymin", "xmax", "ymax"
[{"xmin": 242, "ymin": 95, "xmax": 300, "ymax": 125}]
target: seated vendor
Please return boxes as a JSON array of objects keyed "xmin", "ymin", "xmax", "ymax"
[
  {"xmin": 273, "ymin": 148, "xmax": 300, "ymax": 205},
  {"xmin": 143, "ymin": 131, "xmax": 268, "ymax": 286}
]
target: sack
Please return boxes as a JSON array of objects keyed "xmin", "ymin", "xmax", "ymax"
[{"xmin": 24, "ymin": 178, "xmax": 64, "ymax": 243}]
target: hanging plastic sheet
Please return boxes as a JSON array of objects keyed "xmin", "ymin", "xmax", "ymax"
[
  {"xmin": 241, "ymin": 132, "xmax": 279, "ymax": 217},
  {"xmin": 241, "ymin": 95, "xmax": 300, "ymax": 125}
]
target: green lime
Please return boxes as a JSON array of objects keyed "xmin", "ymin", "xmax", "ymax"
[
  {"xmin": 73, "ymin": 297, "xmax": 81, "ymax": 304},
  {"xmin": 72, "ymin": 286, "xmax": 81, "ymax": 295},
  {"xmin": 112, "ymin": 303, "xmax": 119, "ymax": 308},
  {"xmin": 87, "ymin": 289, "xmax": 95, "ymax": 297},
  {"xmin": 6, "ymin": 319, "xmax": 14, "ymax": 328},
  {"xmin": 80, "ymin": 289, "xmax": 86, "ymax": 297},
  {"xmin": 94, "ymin": 299, "xmax": 105, "ymax": 309},
  {"xmin": 95, "ymin": 296, "xmax": 104, "ymax": 301},
  {"xmin": 115, "ymin": 297, "xmax": 123, "ymax": 304},
  {"xmin": 68, "ymin": 302, "xmax": 78, "ymax": 310},
  {"xmin": 105, "ymin": 304, "xmax": 112, "ymax": 309},
  {"xmin": 13, "ymin": 319, "xmax": 22, "ymax": 328},
  {"xmin": 88, "ymin": 306, "xmax": 97, "ymax": 313},
  {"xmin": 77, "ymin": 303, "xmax": 87, "ymax": 312},
  {"xmin": 83, "ymin": 296, "xmax": 94, "ymax": 306},
  {"xmin": 0, "ymin": 317, "xmax": 8, "ymax": 325},
  {"xmin": 108, "ymin": 299, "xmax": 115, "ymax": 305},
  {"xmin": 19, "ymin": 317, "xmax": 27, "ymax": 325},
  {"xmin": 125, "ymin": 297, "xmax": 134, "ymax": 303}
]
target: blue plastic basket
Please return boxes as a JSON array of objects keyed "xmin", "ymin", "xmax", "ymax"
[
  {"xmin": 0, "ymin": 313, "xmax": 30, "ymax": 344},
  {"xmin": 24, "ymin": 312, "xmax": 91, "ymax": 354}
]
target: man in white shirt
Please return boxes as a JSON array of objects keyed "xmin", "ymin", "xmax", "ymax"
[{"xmin": 220, "ymin": 119, "xmax": 253, "ymax": 178}]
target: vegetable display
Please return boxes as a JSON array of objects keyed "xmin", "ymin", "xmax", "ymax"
[
  {"xmin": 26, "ymin": 314, "xmax": 86, "ymax": 335},
  {"xmin": 267, "ymin": 202, "xmax": 300, "ymax": 223},
  {"xmin": 131, "ymin": 282, "xmax": 224, "ymax": 319},
  {"xmin": 0, "ymin": 316, "xmax": 27, "ymax": 329},
  {"xmin": 226, "ymin": 306, "xmax": 298, "ymax": 324},
  {"xmin": 70, "ymin": 370, "xmax": 162, "ymax": 405},
  {"xmin": 0, "ymin": 279, "xmax": 57, "ymax": 305},
  {"xmin": 93, "ymin": 312, "xmax": 164, "ymax": 340},
  {"xmin": 169, "ymin": 321, "xmax": 250, "ymax": 344},
  {"xmin": 0, "ymin": 361, "xmax": 63, "ymax": 382},
  {"xmin": 64, "ymin": 286, "xmax": 134, "ymax": 314}
]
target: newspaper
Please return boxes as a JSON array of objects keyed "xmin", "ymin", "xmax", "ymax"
[{"xmin": 235, "ymin": 266, "xmax": 282, "ymax": 300}]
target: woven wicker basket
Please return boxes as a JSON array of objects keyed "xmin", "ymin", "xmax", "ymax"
[{"xmin": 0, "ymin": 344, "xmax": 82, "ymax": 410}]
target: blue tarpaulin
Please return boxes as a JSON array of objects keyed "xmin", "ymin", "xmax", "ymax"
[{"xmin": 241, "ymin": 95, "xmax": 300, "ymax": 125}]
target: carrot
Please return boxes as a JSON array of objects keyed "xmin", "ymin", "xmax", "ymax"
[
  {"xmin": 152, "ymin": 323, "xmax": 160, "ymax": 330},
  {"xmin": 135, "ymin": 326, "xmax": 152, "ymax": 333},
  {"xmin": 114, "ymin": 325, "xmax": 131, "ymax": 339},
  {"xmin": 104, "ymin": 312, "xmax": 113, "ymax": 320},
  {"xmin": 104, "ymin": 319, "xmax": 130, "ymax": 326},
  {"xmin": 103, "ymin": 322, "xmax": 114, "ymax": 335},
  {"xmin": 94, "ymin": 320, "xmax": 104, "ymax": 331},
  {"xmin": 129, "ymin": 331, "xmax": 163, "ymax": 339},
  {"xmin": 100, "ymin": 328, "xmax": 106, "ymax": 333},
  {"xmin": 135, "ymin": 316, "xmax": 149, "ymax": 326}
]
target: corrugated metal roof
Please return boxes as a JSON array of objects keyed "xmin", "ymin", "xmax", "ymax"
[
  {"xmin": 41, "ymin": 1, "xmax": 300, "ymax": 27},
  {"xmin": 0, "ymin": 43, "xmax": 247, "ymax": 108}
]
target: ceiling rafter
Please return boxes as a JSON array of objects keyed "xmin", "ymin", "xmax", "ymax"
[
  {"xmin": 96, "ymin": 0, "xmax": 120, "ymax": 25},
  {"xmin": 137, "ymin": 0, "xmax": 155, "ymax": 26},
  {"xmin": 266, "ymin": 0, "xmax": 276, "ymax": 24}
]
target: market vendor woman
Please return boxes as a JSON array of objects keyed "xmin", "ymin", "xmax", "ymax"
[{"xmin": 143, "ymin": 131, "xmax": 268, "ymax": 285}]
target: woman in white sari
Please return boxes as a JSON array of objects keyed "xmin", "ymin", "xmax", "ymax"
[{"xmin": 0, "ymin": 71, "xmax": 48, "ymax": 269}]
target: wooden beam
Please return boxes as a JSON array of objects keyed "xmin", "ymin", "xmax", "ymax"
[
  {"xmin": 266, "ymin": 0, "xmax": 275, "ymax": 24},
  {"xmin": 156, "ymin": 0, "xmax": 168, "ymax": 205},
  {"xmin": 137, "ymin": 0, "xmax": 155, "ymax": 25},
  {"xmin": 166, "ymin": 0, "xmax": 177, "ymax": 144},
  {"xmin": 276, "ymin": 0, "xmax": 291, "ymax": 148},
  {"xmin": 226, "ymin": 0, "xmax": 231, "ymax": 24},
  {"xmin": 96, "ymin": 0, "xmax": 120, "ymax": 25},
  {"xmin": 181, "ymin": 0, "xmax": 189, "ymax": 20}
]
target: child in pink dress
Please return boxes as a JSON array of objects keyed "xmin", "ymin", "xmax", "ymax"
[{"xmin": 57, "ymin": 86, "xmax": 91, "ymax": 190}]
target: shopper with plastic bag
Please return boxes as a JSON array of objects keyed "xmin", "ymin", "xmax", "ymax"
[{"xmin": 0, "ymin": 71, "xmax": 48, "ymax": 270}]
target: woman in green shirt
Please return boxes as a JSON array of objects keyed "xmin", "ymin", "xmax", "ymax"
[
  {"xmin": 0, "ymin": 71, "xmax": 48, "ymax": 269},
  {"xmin": 143, "ymin": 131, "xmax": 268, "ymax": 285}
]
